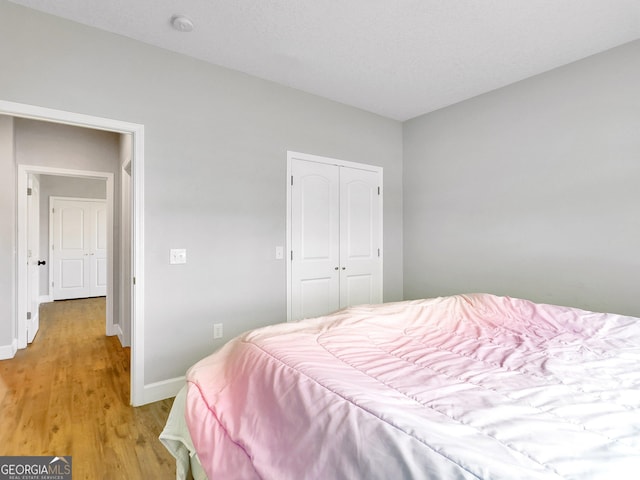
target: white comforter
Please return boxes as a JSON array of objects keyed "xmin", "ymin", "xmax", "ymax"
[{"xmin": 185, "ymin": 294, "xmax": 640, "ymax": 479}]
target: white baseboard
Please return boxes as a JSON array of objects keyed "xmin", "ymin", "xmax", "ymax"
[
  {"xmin": 106, "ymin": 322, "xmax": 118, "ymax": 336},
  {"xmin": 141, "ymin": 376, "xmax": 185, "ymax": 405},
  {"xmin": 38, "ymin": 294, "xmax": 53, "ymax": 304},
  {"xmin": 0, "ymin": 339, "xmax": 18, "ymax": 360},
  {"xmin": 27, "ymin": 311, "xmax": 39, "ymax": 343},
  {"xmin": 115, "ymin": 324, "xmax": 130, "ymax": 348}
]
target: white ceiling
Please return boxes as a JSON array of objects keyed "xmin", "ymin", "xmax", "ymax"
[{"xmin": 9, "ymin": 0, "xmax": 640, "ymax": 121}]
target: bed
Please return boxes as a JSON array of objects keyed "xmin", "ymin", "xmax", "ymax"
[{"xmin": 160, "ymin": 293, "xmax": 640, "ymax": 479}]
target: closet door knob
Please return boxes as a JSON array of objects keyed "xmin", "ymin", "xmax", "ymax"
[{"xmin": 334, "ymin": 267, "xmax": 339, "ymax": 270}]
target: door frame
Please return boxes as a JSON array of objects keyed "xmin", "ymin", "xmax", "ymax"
[
  {"xmin": 2, "ymin": 99, "xmax": 146, "ymax": 406},
  {"xmin": 286, "ymin": 150, "xmax": 383, "ymax": 321},
  {"xmin": 20, "ymin": 167, "xmax": 113, "ymax": 330},
  {"xmin": 26, "ymin": 173, "xmax": 40, "ymax": 343}
]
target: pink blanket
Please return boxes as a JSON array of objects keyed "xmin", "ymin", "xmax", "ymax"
[{"xmin": 185, "ymin": 294, "xmax": 640, "ymax": 479}]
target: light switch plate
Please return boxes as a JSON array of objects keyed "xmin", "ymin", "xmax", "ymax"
[
  {"xmin": 213, "ymin": 323, "xmax": 223, "ymax": 339},
  {"xmin": 170, "ymin": 248, "xmax": 187, "ymax": 264},
  {"xmin": 275, "ymin": 246, "xmax": 284, "ymax": 260}
]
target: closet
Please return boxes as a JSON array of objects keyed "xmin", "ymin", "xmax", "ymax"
[{"xmin": 287, "ymin": 152, "xmax": 383, "ymax": 321}]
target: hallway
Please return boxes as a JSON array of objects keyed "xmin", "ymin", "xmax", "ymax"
[{"xmin": 0, "ymin": 298, "xmax": 176, "ymax": 478}]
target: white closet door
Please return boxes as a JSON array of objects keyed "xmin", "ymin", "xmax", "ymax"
[
  {"xmin": 290, "ymin": 160, "xmax": 340, "ymax": 320},
  {"xmin": 52, "ymin": 198, "xmax": 107, "ymax": 300},
  {"xmin": 339, "ymin": 167, "xmax": 382, "ymax": 309},
  {"xmin": 289, "ymin": 155, "xmax": 383, "ymax": 321}
]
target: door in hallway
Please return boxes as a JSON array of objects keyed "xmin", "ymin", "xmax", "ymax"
[{"xmin": 51, "ymin": 197, "xmax": 107, "ymax": 300}]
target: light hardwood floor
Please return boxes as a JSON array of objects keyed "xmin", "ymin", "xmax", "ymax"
[{"xmin": 0, "ymin": 297, "xmax": 177, "ymax": 479}]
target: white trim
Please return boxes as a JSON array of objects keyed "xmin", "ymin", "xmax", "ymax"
[
  {"xmin": 2, "ymin": 100, "xmax": 145, "ymax": 407},
  {"xmin": 0, "ymin": 339, "xmax": 18, "ymax": 360},
  {"xmin": 142, "ymin": 376, "xmax": 186, "ymax": 405},
  {"xmin": 0, "ymin": 101, "xmax": 130, "ymax": 134},
  {"xmin": 26, "ymin": 309, "xmax": 39, "ymax": 343},
  {"xmin": 114, "ymin": 323, "xmax": 125, "ymax": 345},
  {"xmin": 286, "ymin": 151, "xmax": 384, "ymax": 322},
  {"xmin": 130, "ymin": 126, "xmax": 145, "ymax": 406},
  {"xmin": 38, "ymin": 295, "xmax": 53, "ymax": 304},
  {"xmin": 20, "ymin": 167, "xmax": 114, "ymax": 343},
  {"xmin": 287, "ymin": 150, "xmax": 384, "ymax": 173}
]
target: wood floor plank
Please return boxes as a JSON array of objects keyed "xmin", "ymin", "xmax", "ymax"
[{"xmin": 0, "ymin": 297, "xmax": 176, "ymax": 479}]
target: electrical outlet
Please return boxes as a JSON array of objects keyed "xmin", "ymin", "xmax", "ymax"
[{"xmin": 213, "ymin": 323, "xmax": 223, "ymax": 339}]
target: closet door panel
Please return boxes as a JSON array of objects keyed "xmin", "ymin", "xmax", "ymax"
[
  {"xmin": 290, "ymin": 160, "xmax": 340, "ymax": 320},
  {"xmin": 339, "ymin": 167, "xmax": 382, "ymax": 309}
]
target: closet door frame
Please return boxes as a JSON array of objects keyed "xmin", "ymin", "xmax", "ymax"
[{"xmin": 286, "ymin": 151, "xmax": 383, "ymax": 322}]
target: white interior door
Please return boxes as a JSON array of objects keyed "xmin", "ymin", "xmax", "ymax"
[
  {"xmin": 51, "ymin": 197, "xmax": 107, "ymax": 300},
  {"xmin": 289, "ymin": 153, "xmax": 383, "ymax": 321},
  {"xmin": 26, "ymin": 174, "xmax": 40, "ymax": 342},
  {"xmin": 339, "ymin": 167, "xmax": 382, "ymax": 308},
  {"xmin": 290, "ymin": 160, "xmax": 340, "ymax": 320}
]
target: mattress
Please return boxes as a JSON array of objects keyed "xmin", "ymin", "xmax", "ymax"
[{"xmin": 183, "ymin": 294, "xmax": 640, "ymax": 479}]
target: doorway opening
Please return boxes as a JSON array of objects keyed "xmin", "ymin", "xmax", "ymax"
[
  {"xmin": 1, "ymin": 99, "xmax": 146, "ymax": 406},
  {"xmin": 20, "ymin": 168, "xmax": 113, "ymax": 341}
]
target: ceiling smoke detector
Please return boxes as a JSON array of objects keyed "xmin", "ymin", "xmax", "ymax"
[{"xmin": 171, "ymin": 14, "xmax": 194, "ymax": 32}]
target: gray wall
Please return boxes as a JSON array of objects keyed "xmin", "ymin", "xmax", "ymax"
[
  {"xmin": 0, "ymin": 2, "xmax": 404, "ymax": 383},
  {"xmin": 403, "ymin": 40, "xmax": 640, "ymax": 317},
  {"xmin": 38, "ymin": 174, "xmax": 107, "ymax": 295},
  {"xmin": 0, "ymin": 116, "xmax": 16, "ymax": 347}
]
